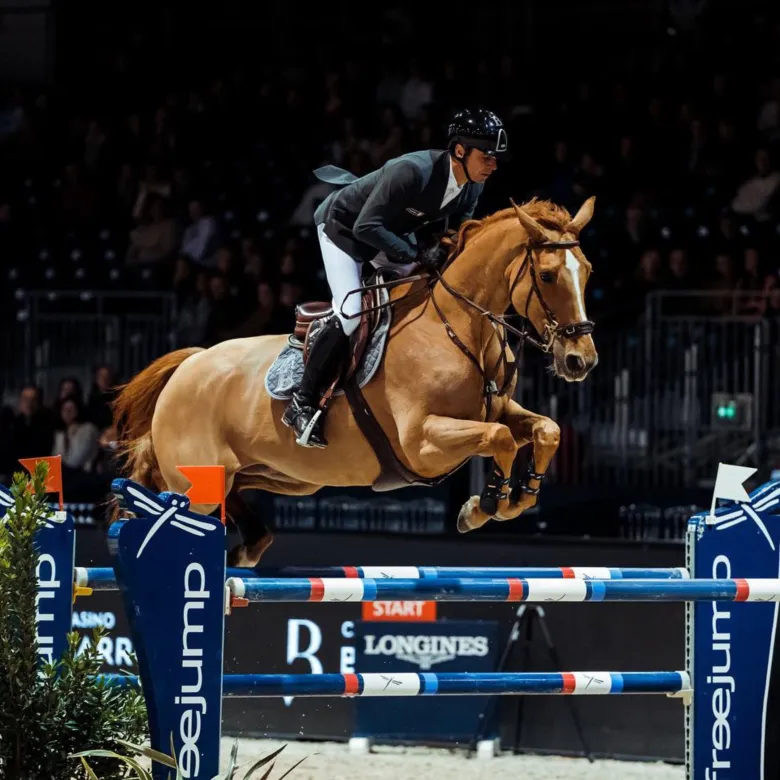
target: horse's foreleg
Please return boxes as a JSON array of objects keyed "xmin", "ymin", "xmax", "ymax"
[
  {"xmin": 494, "ymin": 399, "xmax": 561, "ymax": 521},
  {"xmin": 418, "ymin": 414, "xmax": 518, "ymax": 534}
]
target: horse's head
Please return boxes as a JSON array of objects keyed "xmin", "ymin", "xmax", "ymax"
[{"xmin": 508, "ymin": 197, "xmax": 598, "ymax": 382}]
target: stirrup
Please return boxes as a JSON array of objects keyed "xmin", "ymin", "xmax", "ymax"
[{"xmin": 296, "ymin": 408, "xmax": 325, "ymax": 448}]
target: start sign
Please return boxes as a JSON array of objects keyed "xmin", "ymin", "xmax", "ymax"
[{"xmin": 362, "ymin": 601, "xmax": 437, "ymax": 621}]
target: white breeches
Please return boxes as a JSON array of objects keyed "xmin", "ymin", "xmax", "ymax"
[{"xmin": 317, "ymin": 223, "xmax": 363, "ymax": 335}]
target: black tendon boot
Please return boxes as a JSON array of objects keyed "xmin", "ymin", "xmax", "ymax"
[{"xmin": 282, "ymin": 316, "xmax": 349, "ymax": 448}]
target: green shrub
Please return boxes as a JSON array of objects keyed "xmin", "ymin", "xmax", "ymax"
[{"xmin": 0, "ymin": 463, "xmax": 147, "ymax": 780}]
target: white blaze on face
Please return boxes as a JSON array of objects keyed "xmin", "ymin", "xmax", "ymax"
[{"xmin": 564, "ymin": 249, "xmax": 587, "ymax": 321}]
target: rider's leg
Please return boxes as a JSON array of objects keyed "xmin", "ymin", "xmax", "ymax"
[{"xmin": 282, "ymin": 224, "xmax": 360, "ymax": 448}]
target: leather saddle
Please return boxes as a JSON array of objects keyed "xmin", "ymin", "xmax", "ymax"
[
  {"xmin": 286, "ymin": 274, "xmax": 458, "ymax": 492},
  {"xmin": 289, "ymin": 283, "xmax": 383, "ymax": 383}
]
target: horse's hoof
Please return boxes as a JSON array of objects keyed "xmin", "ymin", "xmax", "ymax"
[{"xmin": 457, "ymin": 496, "xmax": 482, "ymax": 534}]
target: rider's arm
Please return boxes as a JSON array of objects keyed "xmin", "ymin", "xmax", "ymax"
[{"xmin": 353, "ymin": 160, "xmax": 422, "ymax": 264}]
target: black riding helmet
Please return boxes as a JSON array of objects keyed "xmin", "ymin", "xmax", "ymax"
[{"xmin": 447, "ymin": 108, "xmax": 509, "ymax": 174}]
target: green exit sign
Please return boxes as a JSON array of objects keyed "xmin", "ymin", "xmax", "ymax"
[
  {"xmin": 716, "ymin": 402, "xmax": 737, "ymax": 419},
  {"xmin": 711, "ymin": 393, "xmax": 753, "ymax": 431}
]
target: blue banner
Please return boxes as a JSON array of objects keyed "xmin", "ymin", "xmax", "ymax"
[
  {"xmin": 0, "ymin": 484, "xmax": 75, "ymax": 668},
  {"xmin": 690, "ymin": 481, "xmax": 780, "ymax": 780},
  {"xmin": 353, "ymin": 620, "xmax": 500, "ymax": 743},
  {"xmin": 109, "ymin": 479, "xmax": 226, "ymax": 780}
]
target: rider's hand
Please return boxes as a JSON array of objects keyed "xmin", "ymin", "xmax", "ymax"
[{"xmin": 416, "ymin": 242, "xmax": 449, "ymax": 272}]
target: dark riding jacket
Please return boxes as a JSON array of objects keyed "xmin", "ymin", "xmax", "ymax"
[{"xmin": 312, "ymin": 149, "xmax": 483, "ymax": 265}]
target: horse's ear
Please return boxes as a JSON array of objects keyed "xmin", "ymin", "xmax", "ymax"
[
  {"xmin": 565, "ymin": 196, "xmax": 596, "ymax": 236},
  {"xmin": 510, "ymin": 198, "xmax": 555, "ymax": 244}
]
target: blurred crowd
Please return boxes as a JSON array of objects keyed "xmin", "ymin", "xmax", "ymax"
[
  {"xmin": 0, "ymin": 365, "xmax": 119, "ymax": 493},
  {"xmin": 0, "ymin": 6, "xmax": 778, "ymax": 346},
  {"xmin": 1, "ymin": 2, "xmax": 780, "ymax": 485}
]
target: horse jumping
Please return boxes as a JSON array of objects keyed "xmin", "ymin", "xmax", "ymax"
[{"xmin": 111, "ymin": 196, "xmax": 598, "ymax": 566}]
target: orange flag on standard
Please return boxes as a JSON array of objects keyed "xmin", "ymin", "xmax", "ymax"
[
  {"xmin": 177, "ymin": 465, "xmax": 226, "ymax": 523},
  {"xmin": 19, "ymin": 455, "xmax": 64, "ymax": 510}
]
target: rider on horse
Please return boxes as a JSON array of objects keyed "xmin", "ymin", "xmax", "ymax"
[{"xmin": 282, "ymin": 107, "xmax": 509, "ymax": 449}]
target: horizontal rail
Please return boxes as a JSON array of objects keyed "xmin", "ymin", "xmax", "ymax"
[
  {"xmin": 74, "ymin": 565, "xmax": 689, "ymax": 591},
  {"xmin": 226, "ymin": 577, "xmax": 780, "ymax": 603},
  {"xmin": 221, "ymin": 671, "xmax": 692, "ymax": 697},
  {"xmin": 99, "ymin": 672, "xmax": 691, "ymax": 697}
]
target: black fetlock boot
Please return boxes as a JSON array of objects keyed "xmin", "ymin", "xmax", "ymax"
[{"xmin": 282, "ymin": 316, "xmax": 349, "ymax": 448}]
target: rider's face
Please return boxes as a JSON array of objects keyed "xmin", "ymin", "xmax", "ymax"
[{"xmin": 463, "ymin": 148, "xmax": 498, "ymax": 182}]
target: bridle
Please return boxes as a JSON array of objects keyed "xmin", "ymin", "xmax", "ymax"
[
  {"xmin": 429, "ymin": 237, "xmax": 595, "ymax": 415},
  {"xmin": 337, "ymin": 231, "xmax": 595, "ymax": 415}
]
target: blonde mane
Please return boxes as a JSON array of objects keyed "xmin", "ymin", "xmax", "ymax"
[{"xmin": 441, "ymin": 198, "xmax": 574, "ymax": 260}]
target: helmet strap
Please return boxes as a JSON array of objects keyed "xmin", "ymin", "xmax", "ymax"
[{"xmin": 451, "ymin": 144, "xmax": 475, "ymax": 183}]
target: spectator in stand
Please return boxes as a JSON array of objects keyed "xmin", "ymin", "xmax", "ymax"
[
  {"xmin": 757, "ymin": 77, "xmax": 780, "ymax": 145},
  {"xmin": 625, "ymin": 248, "xmax": 664, "ymax": 307},
  {"xmin": 224, "ymin": 281, "xmax": 278, "ymax": 339},
  {"xmin": 665, "ymin": 248, "xmax": 696, "ymax": 314},
  {"xmin": 370, "ymin": 105, "xmax": 405, "ymax": 167},
  {"xmin": 131, "ymin": 163, "xmax": 172, "ymax": 221},
  {"xmin": 52, "ymin": 395, "xmax": 100, "ymax": 472},
  {"xmin": 203, "ymin": 273, "xmax": 240, "ymax": 346},
  {"xmin": 126, "ymin": 193, "xmax": 178, "ymax": 266},
  {"xmin": 731, "ymin": 148, "xmax": 780, "ymax": 222},
  {"xmin": 56, "ymin": 162, "xmax": 98, "ymax": 230},
  {"xmin": 86, "ymin": 365, "xmax": 117, "ymax": 430},
  {"xmin": 735, "ymin": 247, "xmax": 768, "ymax": 316},
  {"xmin": 707, "ymin": 252, "xmax": 738, "ymax": 315},
  {"xmin": 11, "ymin": 385, "xmax": 55, "ymax": 460},
  {"xmin": 181, "ymin": 198, "xmax": 218, "ymax": 268},
  {"xmin": 399, "ymin": 59, "xmax": 433, "ymax": 122},
  {"xmin": 174, "ymin": 258, "xmax": 211, "ymax": 347},
  {"xmin": 53, "ymin": 377, "xmax": 84, "ymax": 431}
]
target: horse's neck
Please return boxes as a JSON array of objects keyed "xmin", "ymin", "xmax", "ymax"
[{"xmin": 429, "ymin": 230, "xmax": 519, "ymax": 345}]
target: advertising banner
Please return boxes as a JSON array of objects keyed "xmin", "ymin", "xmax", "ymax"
[
  {"xmin": 690, "ymin": 481, "xmax": 780, "ymax": 780},
  {"xmin": 353, "ymin": 620, "xmax": 500, "ymax": 743}
]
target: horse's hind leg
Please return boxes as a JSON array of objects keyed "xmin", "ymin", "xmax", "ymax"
[
  {"xmin": 225, "ymin": 470, "xmax": 322, "ymax": 568},
  {"xmin": 226, "ymin": 486, "xmax": 274, "ymax": 569}
]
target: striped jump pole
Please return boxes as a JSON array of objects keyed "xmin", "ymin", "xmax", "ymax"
[
  {"xmin": 73, "ymin": 564, "xmax": 689, "ymax": 593},
  {"xmin": 99, "ymin": 670, "xmax": 691, "ymax": 698},
  {"xmin": 226, "ymin": 576, "xmax": 780, "ymax": 605},
  {"xmin": 230, "ymin": 565, "xmax": 690, "ymax": 580},
  {"xmin": 74, "ymin": 565, "xmax": 255, "ymax": 593},
  {"xmin": 220, "ymin": 671, "xmax": 692, "ymax": 698}
]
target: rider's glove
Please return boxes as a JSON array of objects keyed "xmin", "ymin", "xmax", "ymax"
[{"xmin": 416, "ymin": 241, "xmax": 449, "ymax": 272}]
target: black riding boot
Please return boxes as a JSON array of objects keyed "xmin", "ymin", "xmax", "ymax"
[{"xmin": 282, "ymin": 316, "xmax": 349, "ymax": 448}]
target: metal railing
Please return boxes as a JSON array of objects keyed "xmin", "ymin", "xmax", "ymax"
[
  {"xmin": 516, "ymin": 291, "xmax": 779, "ymax": 489},
  {"xmin": 1, "ymin": 291, "xmax": 177, "ymax": 404}
]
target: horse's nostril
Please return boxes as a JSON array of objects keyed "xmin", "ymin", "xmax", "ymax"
[{"xmin": 565, "ymin": 354, "xmax": 586, "ymax": 373}]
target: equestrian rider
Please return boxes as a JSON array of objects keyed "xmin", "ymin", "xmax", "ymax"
[{"xmin": 282, "ymin": 108, "xmax": 509, "ymax": 448}]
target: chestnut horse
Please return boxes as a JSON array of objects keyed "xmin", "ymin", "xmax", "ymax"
[{"xmin": 112, "ymin": 197, "xmax": 598, "ymax": 566}]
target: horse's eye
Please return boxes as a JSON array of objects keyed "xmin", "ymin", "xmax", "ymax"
[{"xmin": 539, "ymin": 271, "xmax": 554, "ymax": 283}]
